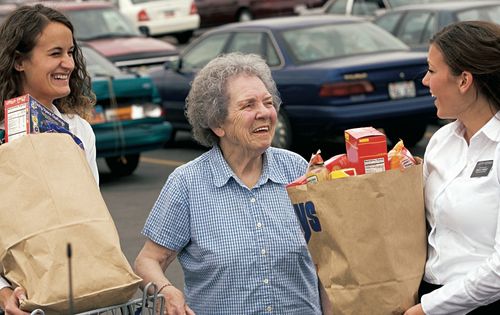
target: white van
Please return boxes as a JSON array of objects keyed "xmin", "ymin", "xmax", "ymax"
[{"xmin": 111, "ymin": 0, "xmax": 200, "ymax": 43}]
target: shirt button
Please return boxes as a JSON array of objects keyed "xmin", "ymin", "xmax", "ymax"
[
  {"xmin": 266, "ymin": 306, "xmax": 272, "ymax": 312},
  {"xmin": 263, "ymin": 278, "xmax": 269, "ymax": 284},
  {"xmin": 256, "ymin": 222, "xmax": 262, "ymax": 229},
  {"xmin": 250, "ymin": 197, "xmax": 256, "ymax": 203},
  {"xmin": 261, "ymin": 249, "xmax": 266, "ymax": 255}
]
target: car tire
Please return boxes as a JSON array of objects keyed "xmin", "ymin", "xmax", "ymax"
[
  {"xmin": 105, "ymin": 154, "xmax": 140, "ymax": 176},
  {"xmin": 272, "ymin": 110, "xmax": 293, "ymax": 149},
  {"xmin": 175, "ymin": 31, "xmax": 193, "ymax": 44},
  {"xmin": 163, "ymin": 129, "xmax": 177, "ymax": 148},
  {"xmin": 384, "ymin": 121, "xmax": 428, "ymax": 148},
  {"xmin": 237, "ymin": 9, "xmax": 253, "ymax": 22}
]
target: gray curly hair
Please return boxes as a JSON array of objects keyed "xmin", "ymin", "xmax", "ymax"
[{"xmin": 186, "ymin": 52, "xmax": 281, "ymax": 147}]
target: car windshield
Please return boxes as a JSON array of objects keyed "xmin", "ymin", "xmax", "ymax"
[
  {"xmin": 281, "ymin": 21, "xmax": 408, "ymax": 63},
  {"xmin": 456, "ymin": 5, "xmax": 500, "ymax": 23},
  {"xmin": 82, "ymin": 46, "xmax": 122, "ymax": 77},
  {"xmin": 65, "ymin": 8, "xmax": 140, "ymax": 41}
]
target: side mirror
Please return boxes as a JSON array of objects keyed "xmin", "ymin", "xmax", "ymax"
[{"xmin": 164, "ymin": 57, "xmax": 181, "ymax": 72}]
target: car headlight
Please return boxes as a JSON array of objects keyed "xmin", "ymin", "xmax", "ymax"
[{"xmin": 127, "ymin": 103, "xmax": 163, "ymax": 120}]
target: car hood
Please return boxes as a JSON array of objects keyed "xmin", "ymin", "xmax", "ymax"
[
  {"xmin": 85, "ymin": 37, "xmax": 177, "ymax": 59},
  {"xmin": 92, "ymin": 74, "xmax": 156, "ymax": 102}
]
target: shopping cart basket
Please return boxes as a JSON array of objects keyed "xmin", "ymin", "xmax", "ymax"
[{"xmin": 29, "ymin": 282, "xmax": 165, "ymax": 315}]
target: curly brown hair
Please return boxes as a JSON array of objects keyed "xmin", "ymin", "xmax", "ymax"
[{"xmin": 0, "ymin": 4, "xmax": 95, "ymax": 122}]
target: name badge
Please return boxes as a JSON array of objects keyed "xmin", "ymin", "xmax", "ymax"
[{"xmin": 470, "ymin": 160, "xmax": 493, "ymax": 178}]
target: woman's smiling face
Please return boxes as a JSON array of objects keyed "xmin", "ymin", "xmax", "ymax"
[
  {"xmin": 422, "ymin": 44, "xmax": 466, "ymax": 120},
  {"xmin": 16, "ymin": 21, "xmax": 75, "ymax": 107},
  {"xmin": 214, "ymin": 74, "xmax": 277, "ymax": 155}
]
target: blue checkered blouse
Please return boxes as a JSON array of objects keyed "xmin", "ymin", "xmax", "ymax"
[{"xmin": 143, "ymin": 145, "xmax": 321, "ymax": 314}]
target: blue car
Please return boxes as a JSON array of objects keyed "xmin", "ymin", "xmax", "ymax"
[
  {"xmin": 82, "ymin": 45, "xmax": 172, "ymax": 176},
  {"xmin": 150, "ymin": 15, "xmax": 434, "ymax": 148}
]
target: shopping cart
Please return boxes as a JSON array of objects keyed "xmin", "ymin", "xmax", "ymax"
[{"xmin": 29, "ymin": 282, "xmax": 165, "ymax": 315}]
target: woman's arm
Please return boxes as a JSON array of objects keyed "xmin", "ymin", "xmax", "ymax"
[{"xmin": 134, "ymin": 239, "xmax": 195, "ymax": 315}]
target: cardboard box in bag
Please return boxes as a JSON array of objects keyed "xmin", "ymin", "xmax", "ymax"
[
  {"xmin": 345, "ymin": 127, "xmax": 389, "ymax": 175},
  {"xmin": 3, "ymin": 94, "xmax": 69, "ymax": 142}
]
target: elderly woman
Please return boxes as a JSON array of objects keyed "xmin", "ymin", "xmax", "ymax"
[{"xmin": 134, "ymin": 53, "xmax": 325, "ymax": 314}]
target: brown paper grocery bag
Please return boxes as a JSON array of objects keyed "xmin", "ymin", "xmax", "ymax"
[
  {"xmin": 287, "ymin": 164, "xmax": 426, "ymax": 315},
  {"xmin": 0, "ymin": 134, "xmax": 141, "ymax": 314}
]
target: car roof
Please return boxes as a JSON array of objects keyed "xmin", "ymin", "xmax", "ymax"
[
  {"xmin": 214, "ymin": 14, "xmax": 366, "ymax": 31},
  {"xmin": 33, "ymin": 1, "xmax": 113, "ymax": 10},
  {"xmin": 389, "ymin": 0, "xmax": 500, "ymax": 12}
]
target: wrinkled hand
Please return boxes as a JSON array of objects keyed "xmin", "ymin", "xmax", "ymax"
[
  {"xmin": 404, "ymin": 303, "xmax": 425, "ymax": 315},
  {"xmin": 4, "ymin": 287, "xmax": 29, "ymax": 315},
  {"xmin": 161, "ymin": 286, "xmax": 195, "ymax": 315}
]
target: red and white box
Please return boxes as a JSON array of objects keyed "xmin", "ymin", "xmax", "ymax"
[{"xmin": 345, "ymin": 127, "xmax": 389, "ymax": 175}]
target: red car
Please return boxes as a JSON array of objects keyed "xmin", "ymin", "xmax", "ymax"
[
  {"xmin": 41, "ymin": 1, "xmax": 179, "ymax": 71},
  {"xmin": 195, "ymin": 0, "xmax": 326, "ymax": 28}
]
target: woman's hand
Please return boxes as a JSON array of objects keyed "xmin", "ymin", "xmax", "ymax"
[
  {"xmin": 404, "ymin": 303, "xmax": 425, "ymax": 315},
  {"xmin": 2, "ymin": 287, "xmax": 29, "ymax": 315},
  {"xmin": 162, "ymin": 286, "xmax": 195, "ymax": 315}
]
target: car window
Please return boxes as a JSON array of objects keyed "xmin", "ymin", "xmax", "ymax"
[
  {"xmin": 352, "ymin": 0, "xmax": 384, "ymax": 16},
  {"xmin": 325, "ymin": 0, "xmax": 348, "ymax": 14},
  {"xmin": 420, "ymin": 13, "xmax": 436, "ymax": 46},
  {"xmin": 82, "ymin": 46, "xmax": 122, "ymax": 77},
  {"xmin": 265, "ymin": 37, "xmax": 280, "ymax": 67},
  {"xmin": 456, "ymin": 6, "xmax": 500, "ymax": 23},
  {"xmin": 397, "ymin": 11, "xmax": 432, "ymax": 47},
  {"xmin": 282, "ymin": 22, "xmax": 407, "ymax": 63},
  {"xmin": 183, "ymin": 33, "xmax": 230, "ymax": 71},
  {"xmin": 226, "ymin": 32, "xmax": 281, "ymax": 67},
  {"xmin": 102, "ymin": 9, "xmax": 135, "ymax": 34},
  {"xmin": 374, "ymin": 12, "xmax": 402, "ymax": 34},
  {"xmin": 227, "ymin": 32, "xmax": 263, "ymax": 55},
  {"xmin": 66, "ymin": 8, "xmax": 139, "ymax": 40}
]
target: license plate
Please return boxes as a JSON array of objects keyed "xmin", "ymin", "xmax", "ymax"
[
  {"xmin": 388, "ymin": 81, "xmax": 416, "ymax": 99},
  {"xmin": 164, "ymin": 10, "xmax": 174, "ymax": 18}
]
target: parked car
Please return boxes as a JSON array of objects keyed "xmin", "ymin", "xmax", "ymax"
[
  {"xmin": 82, "ymin": 44, "xmax": 172, "ymax": 176},
  {"xmin": 195, "ymin": 0, "xmax": 325, "ymax": 28},
  {"xmin": 41, "ymin": 1, "xmax": 179, "ymax": 72},
  {"xmin": 373, "ymin": 0, "xmax": 500, "ymax": 51},
  {"xmin": 298, "ymin": 0, "xmax": 447, "ymax": 19},
  {"xmin": 110, "ymin": 0, "xmax": 200, "ymax": 44},
  {"xmin": 149, "ymin": 15, "xmax": 435, "ymax": 149}
]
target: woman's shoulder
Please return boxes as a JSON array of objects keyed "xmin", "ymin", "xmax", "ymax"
[
  {"xmin": 61, "ymin": 113, "xmax": 93, "ymax": 132},
  {"xmin": 266, "ymin": 147, "xmax": 308, "ymax": 178},
  {"xmin": 427, "ymin": 121, "xmax": 458, "ymax": 147},
  {"xmin": 169, "ymin": 149, "xmax": 213, "ymax": 177},
  {"xmin": 268, "ymin": 147, "xmax": 307, "ymax": 164}
]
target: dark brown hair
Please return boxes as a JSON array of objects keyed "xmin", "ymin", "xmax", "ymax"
[
  {"xmin": 0, "ymin": 4, "xmax": 95, "ymax": 122},
  {"xmin": 430, "ymin": 20, "xmax": 500, "ymax": 112}
]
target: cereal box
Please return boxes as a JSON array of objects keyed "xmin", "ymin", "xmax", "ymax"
[{"xmin": 4, "ymin": 94, "xmax": 69, "ymax": 142}]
